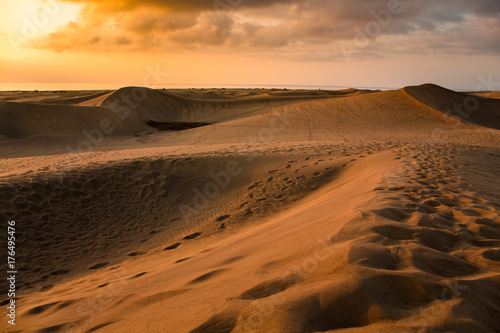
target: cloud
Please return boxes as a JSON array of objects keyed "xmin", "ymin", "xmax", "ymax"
[
  {"xmin": 58, "ymin": 0, "xmax": 298, "ymax": 12},
  {"xmin": 168, "ymin": 12, "xmax": 234, "ymax": 46},
  {"xmin": 30, "ymin": 0, "xmax": 500, "ymax": 60}
]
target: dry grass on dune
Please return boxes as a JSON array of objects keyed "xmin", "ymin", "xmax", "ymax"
[{"xmin": 0, "ymin": 84, "xmax": 499, "ymax": 333}]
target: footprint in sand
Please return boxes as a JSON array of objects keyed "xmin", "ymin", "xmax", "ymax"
[
  {"xmin": 164, "ymin": 243, "xmax": 181, "ymax": 250},
  {"xmin": 128, "ymin": 251, "xmax": 147, "ymax": 257},
  {"xmin": 129, "ymin": 272, "xmax": 147, "ymax": 280},
  {"xmin": 26, "ymin": 301, "xmax": 61, "ymax": 315},
  {"xmin": 238, "ymin": 277, "xmax": 297, "ymax": 300},
  {"xmin": 482, "ymin": 250, "xmax": 500, "ymax": 262},
  {"xmin": 221, "ymin": 255, "xmax": 246, "ymax": 265},
  {"xmin": 87, "ymin": 322, "xmax": 115, "ymax": 332},
  {"xmin": 189, "ymin": 269, "xmax": 227, "ymax": 285},
  {"xmin": 175, "ymin": 257, "xmax": 190, "ymax": 263},
  {"xmin": 216, "ymin": 215, "xmax": 230, "ymax": 222},
  {"xmin": 184, "ymin": 232, "xmax": 202, "ymax": 240},
  {"xmin": 89, "ymin": 262, "xmax": 109, "ymax": 270}
]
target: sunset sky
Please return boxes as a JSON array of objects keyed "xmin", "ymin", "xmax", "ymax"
[{"xmin": 1, "ymin": 0, "xmax": 499, "ymax": 90}]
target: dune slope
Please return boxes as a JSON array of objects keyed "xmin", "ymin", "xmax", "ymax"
[{"xmin": 0, "ymin": 85, "xmax": 499, "ymax": 333}]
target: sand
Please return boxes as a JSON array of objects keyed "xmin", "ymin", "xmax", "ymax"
[{"xmin": 0, "ymin": 84, "xmax": 499, "ymax": 332}]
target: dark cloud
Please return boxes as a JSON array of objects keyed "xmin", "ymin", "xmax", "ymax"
[
  {"xmin": 168, "ymin": 13, "xmax": 234, "ymax": 46},
  {"xmin": 465, "ymin": 0, "xmax": 500, "ymax": 16},
  {"xmin": 33, "ymin": 0, "xmax": 500, "ymax": 58}
]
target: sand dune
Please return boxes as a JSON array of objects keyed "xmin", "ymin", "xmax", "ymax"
[
  {"xmin": 2, "ymin": 84, "xmax": 499, "ymax": 159},
  {"xmin": 0, "ymin": 84, "xmax": 499, "ymax": 332},
  {"xmin": 405, "ymin": 84, "xmax": 500, "ymax": 130},
  {"xmin": 0, "ymin": 87, "xmax": 356, "ymax": 145}
]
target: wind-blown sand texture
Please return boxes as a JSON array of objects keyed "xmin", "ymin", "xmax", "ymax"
[{"xmin": 0, "ymin": 84, "xmax": 499, "ymax": 332}]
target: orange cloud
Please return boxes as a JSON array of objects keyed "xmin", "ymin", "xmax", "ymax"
[{"xmin": 29, "ymin": 0, "xmax": 500, "ymax": 61}]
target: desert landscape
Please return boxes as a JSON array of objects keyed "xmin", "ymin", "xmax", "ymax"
[{"xmin": 0, "ymin": 84, "xmax": 499, "ymax": 332}]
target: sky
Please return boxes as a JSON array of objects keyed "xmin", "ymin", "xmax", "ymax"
[{"xmin": 0, "ymin": 0, "xmax": 499, "ymax": 90}]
